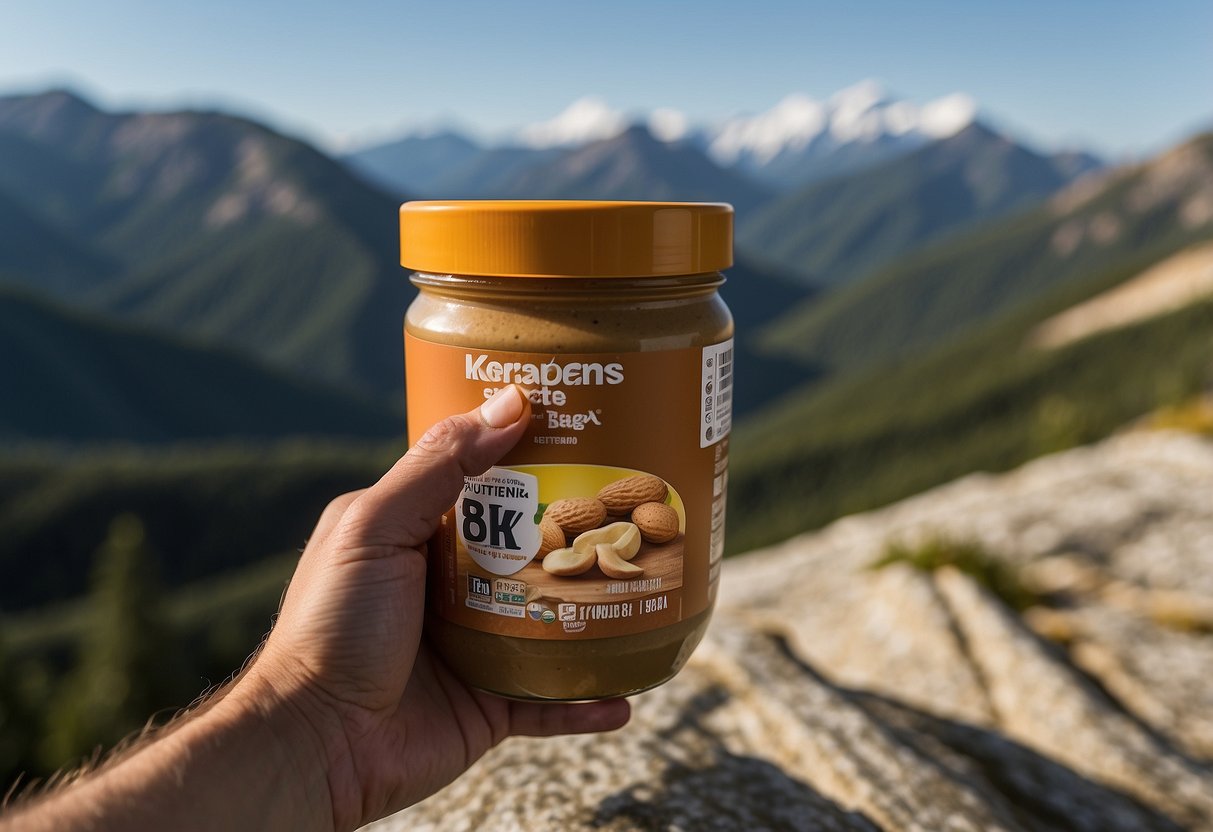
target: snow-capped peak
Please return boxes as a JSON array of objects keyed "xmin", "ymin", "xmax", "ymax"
[
  {"xmin": 648, "ymin": 108, "xmax": 689, "ymax": 143},
  {"xmin": 828, "ymin": 80, "xmax": 895, "ymax": 142},
  {"xmin": 707, "ymin": 93, "xmax": 828, "ymax": 165},
  {"xmin": 705, "ymin": 81, "xmax": 977, "ymax": 166},
  {"xmin": 919, "ymin": 93, "xmax": 979, "ymax": 138},
  {"xmin": 480, "ymin": 82, "xmax": 981, "ymax": 189},
  {"xmin": 829, "ymin": 79, "xmax": 891, "ymax": 114},
  {"xmin": 516, "ymin": 97, "xmax": 627, "ymax": 148}
]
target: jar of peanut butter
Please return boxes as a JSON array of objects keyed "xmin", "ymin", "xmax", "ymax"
[{"xmin": 400, "ymin": 201, "xmax": 733, "ymax": 700}]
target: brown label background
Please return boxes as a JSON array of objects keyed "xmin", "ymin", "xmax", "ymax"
[{"xmin": 406, "ymin": 334, "xmax": 727, "ymax": 640}]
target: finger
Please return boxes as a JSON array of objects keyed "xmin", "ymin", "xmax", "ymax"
[
  {"xmin": 507, "ymin": 699, "xmax": 631, "ymax": 738},
  {"xmin": 335, "ymin": 385, "xmax": 530, "ymax": 551}
]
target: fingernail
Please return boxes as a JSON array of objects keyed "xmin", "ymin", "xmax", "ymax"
[{"xmin": 480, "ymin": 385, "xmax": 525, "ymax": 428}]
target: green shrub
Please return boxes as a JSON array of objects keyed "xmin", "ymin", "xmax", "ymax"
[{"xmin": 872, "ymin": 535, "xmax": 1040, "ymax": 612}]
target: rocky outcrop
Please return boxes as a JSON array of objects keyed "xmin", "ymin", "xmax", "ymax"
[{"xmin": 369, "ymin": 431, "xmax": 1213, "ymax": 830}]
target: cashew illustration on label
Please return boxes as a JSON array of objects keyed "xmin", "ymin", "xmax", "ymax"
[
  {"xmin": 541, "ymin": 547, "xmax": 597, "ymax": 576},
  {"xmin": 596, "ymin": 543, "xmax": 645, "ymax": 579},
  {"xmin": 571, "ymin": 521, "xmax": 641, "ymax": 560}
]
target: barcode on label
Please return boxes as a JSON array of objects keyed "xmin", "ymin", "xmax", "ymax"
[
  {"xmin": 700, "ymin": 339, "xmax": 734, "ymax": 448},
  {"xmin": 719, "ymin": 347, "xmax": 733, "ymax": 383}
]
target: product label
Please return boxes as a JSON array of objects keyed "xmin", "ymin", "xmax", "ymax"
[
  {"xmin": 700, "ymin": 340, "xmax": 734, "ymax": 448},
  {"xmin": 406, "ymin": 334, "xmax": 731, "ymax": 640}
]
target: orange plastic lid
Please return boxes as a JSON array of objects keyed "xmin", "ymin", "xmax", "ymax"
[{"xmin": 399, "ymin": 200, "xmax": 733, "ymax": 278}]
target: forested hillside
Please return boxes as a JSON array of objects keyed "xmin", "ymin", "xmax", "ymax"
[{"xmin": 0, "ymin": 286, "xmax": 401, "ymax": 444}]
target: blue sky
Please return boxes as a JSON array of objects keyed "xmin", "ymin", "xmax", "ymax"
[{"xmin": 1, "ymin": 0, "xmax": 1209, "ymax": 157}]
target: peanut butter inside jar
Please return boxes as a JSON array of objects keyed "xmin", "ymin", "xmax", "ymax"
[{"xmin": 401, "ymin": 201, "xmax": 734, "ymax": 700}]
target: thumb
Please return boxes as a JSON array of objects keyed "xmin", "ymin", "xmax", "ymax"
[{"xmin": 333, "ymin": 385, "xmax": 531, "ymax": 553}]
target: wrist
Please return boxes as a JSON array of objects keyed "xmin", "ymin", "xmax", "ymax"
[{"xmin": 223, "ymin": 661, "xmax": 363, "ymax": 831}]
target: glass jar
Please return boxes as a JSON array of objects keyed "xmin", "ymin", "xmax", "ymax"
[{"xmin": 401, "ymin": 201, "xmax": 734, "ymax": 700}]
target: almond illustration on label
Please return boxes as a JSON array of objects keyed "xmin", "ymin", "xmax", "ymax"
[
  {"xmin": 631, "ymin": 502, "xmax": 679, "ymax": 544},
  {"xmin": 596, "ymin": 475, "xmax": 668, "ymax": 514},
  {"xmin": 544, "ymin": 497, "xmax": 608, "ymax": 534},
  {"xmin": 537, "ymin": 517, "xmax": 566, "ymax": 559}
]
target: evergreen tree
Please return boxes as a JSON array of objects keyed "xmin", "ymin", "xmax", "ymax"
[
  {"xmin": 0, "ymin": 637, "xmax": 32, "ymax": 782},
  {"xmin": 40, "ymin": 514, "xmax": 185, "ymax": 770}
]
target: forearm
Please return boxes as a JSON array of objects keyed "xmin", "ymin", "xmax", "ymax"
[{"xmin": 3, "ymin": 670, "xmax": 338, "ymax": 832}]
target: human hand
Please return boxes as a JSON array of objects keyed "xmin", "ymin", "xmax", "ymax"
[{"xmin": 236, "ymin": 384, "xmax": 630, "ymax": 829}]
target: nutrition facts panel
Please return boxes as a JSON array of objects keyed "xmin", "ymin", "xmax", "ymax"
[{"xmin": 700, "ymin": 338, "xmax": 734, "ymax": 448}]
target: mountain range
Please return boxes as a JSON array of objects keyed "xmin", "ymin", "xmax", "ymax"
[
  {"xmin": 344, "ymin": 82, "xmax": 1100, "ymax": 198},
  {"xmin": 758, "ymin": 133, "xmax": 1213, "ymax": 372},
  {"xmin": 344, "ymin": 84, "xmax": 1100, "ymax": 285},
  {"xmin": 698, "ymin": 81, "xmax": 983, "ymax": 187},
  {"xmin": 473, "ymin": 125, "xmax": 774, "ymax": 214},
  {"xmin": 0, "ymin": 90, "xmax": 413, "ymax": 399},
  {"xmin": 737, "ymin": 122, "xmax": 1093, "ymax": 283}
]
